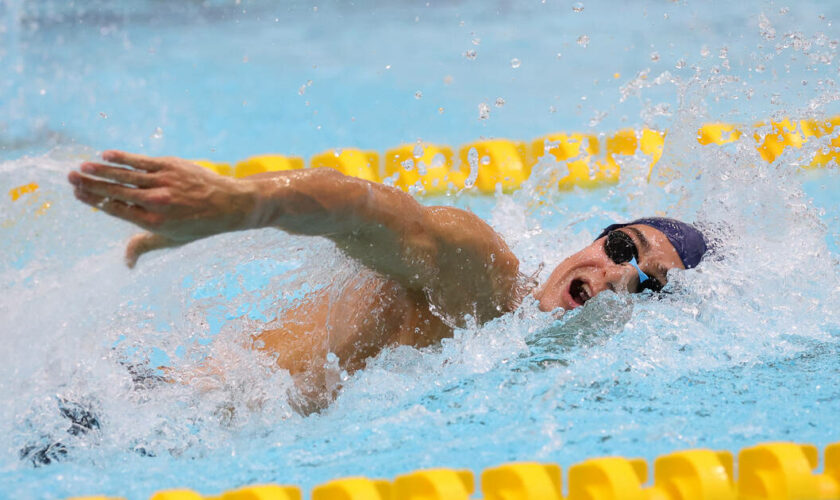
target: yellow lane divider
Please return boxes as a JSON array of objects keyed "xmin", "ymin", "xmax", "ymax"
[
  {"xmin": 6, "ymin": 116, "xmax": 839, "ymax": 217},
  {"xmin": 67, "ymin": 440, "xmax": 840, "ymax": 500},
  {"xmin": 9, "ymin": 182, "xmax": 39, "ymax": 201},
  {"xmin": 182, "ymin": 116, "xmax": 838, "ymax": 196}
]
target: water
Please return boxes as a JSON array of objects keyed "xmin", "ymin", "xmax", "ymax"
[{"xmin": 2, "ymin": 1, "xmax": 840, "ymax": 499}]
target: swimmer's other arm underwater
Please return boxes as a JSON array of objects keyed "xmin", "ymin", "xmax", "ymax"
[{"xmin": 68, "ymin": 151, "xmax": 707, "ymax": 408}]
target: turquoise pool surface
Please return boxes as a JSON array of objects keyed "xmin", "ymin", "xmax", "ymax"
[{"xmin": 2, "ymin": 1, "xmax": 840, "ymax": 499}]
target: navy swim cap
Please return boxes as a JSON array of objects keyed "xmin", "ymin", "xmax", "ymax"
[{"xmin": 596, "ymin": 217, "xmax": 708, "ymax": 269}]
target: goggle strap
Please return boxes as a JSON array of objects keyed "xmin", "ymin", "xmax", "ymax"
[{"xmin": 628, "ymin": 256, "xmax": 650, "ymax": 283}]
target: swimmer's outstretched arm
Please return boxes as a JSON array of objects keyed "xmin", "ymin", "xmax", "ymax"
[{"xmin": 69, "ymin": 151, "xmax": 522, "ymax": 318}]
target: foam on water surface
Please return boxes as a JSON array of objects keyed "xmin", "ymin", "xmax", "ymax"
[{"xmin": 2, "ymin": 1, "xmax": 840, "ymax": 499}]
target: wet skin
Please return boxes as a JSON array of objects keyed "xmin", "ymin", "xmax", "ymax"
[
  {"xmin": 67, "ymin": 151, "xmax": 686, "ymax": 407},
  {"xmin": 533, "ymin": 224, "xmax": 685, "ymax": 313}
]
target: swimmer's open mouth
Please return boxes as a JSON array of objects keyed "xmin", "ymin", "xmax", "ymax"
[{"xmin": 569, "ymin": 278, "xmax": 592, "ymax": 307}]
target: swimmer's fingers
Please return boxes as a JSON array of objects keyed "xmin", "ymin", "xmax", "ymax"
[
  {"xmin": 73, "ymin": 186, "xmax": 158, "ymax": 226},
  {"xmin": 79, "ymin": 162, "xmax": 158, "ymax": 188},
  {"xmin": 125, "ymin": 232, "xmax": 179, "ymax": 268},
  {"xmin": 69, "ymin": 170, "xmax": 153, "ymax": 206},
  {"xmin": 101, "ymin": 150, "xmax": 169, "ymax": 172}
]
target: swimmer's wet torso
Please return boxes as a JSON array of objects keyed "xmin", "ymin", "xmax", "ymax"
[
  {"xmin": 67, "ymin": 151, "xmax": 704, "ymax": 408},
  {"xmin": 253, "ymin": 271, "xmax": 454, "ymax": 409}
]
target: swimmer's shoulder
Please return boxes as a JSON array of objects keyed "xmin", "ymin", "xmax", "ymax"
[{"xmin": 422, "ymin": 205, "xmax": 521, "ymax": 316}]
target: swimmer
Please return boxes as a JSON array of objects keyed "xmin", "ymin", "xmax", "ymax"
[{"xmin": 68, "ymin": 151, "xmax": 707, "ymax": 410}]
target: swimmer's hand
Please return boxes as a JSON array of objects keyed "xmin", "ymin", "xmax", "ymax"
[{"xmin": 68, "ymin": 150, "xmax": 258, "ymax": 267}]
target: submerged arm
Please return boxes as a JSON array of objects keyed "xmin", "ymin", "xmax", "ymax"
[{"xmin": 68, "ymin": 151, "xmax": 521, "ymax": 316}]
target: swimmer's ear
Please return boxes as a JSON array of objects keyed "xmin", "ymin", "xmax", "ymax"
[{"xmin": 125, "ymin": 232, "xmax": 178, "ymax": 268}]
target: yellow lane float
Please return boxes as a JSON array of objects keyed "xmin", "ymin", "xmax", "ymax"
[
  {"xmin": 530, "ymin": 133, "xmax": 599, "ymax": 189},
  {"xmin": 384, "ymin": 144, "xmax": 464, "ymax": 194},
  {"xmin": 66, "ymin": 440, "xmax": 840, "ymax": 500},
  {"xmin": 458, "ymin": 139, "xmax": 529, "ymax": 193},
  {"xmin": 9, "ymin": 182, "xmax": 39, "ymax": 201},
  {"xmin": 312, "ymin": 477, "xmax": 391, "ymax": 500},
  {"xmin": 310, "ymin": 148, "xmax": 381, "ymax": 183},
  {"xmin": 234, "ymin": 155, "xmax": 305, "ymax": 178},
  {"xmin": 482, "ymin": 463, "xmax": 563, "ymax": 500}
]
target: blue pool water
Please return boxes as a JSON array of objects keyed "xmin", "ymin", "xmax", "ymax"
[{"xmin": 2, "ymin": 1, "xmax": 840, "ymax": 499}]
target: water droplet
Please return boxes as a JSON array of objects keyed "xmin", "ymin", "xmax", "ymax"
[
  {"xmin": 577, "ymin": 35, "xmax": 590, "ymax": 48},
  {"xmin": 151, "ymin": 127, "xmax": 163, "ymax": 140},
  {"xmin": 758, "ymin": 13, "xmax": 776, "ymax": 40},
  {"xmin": 779, "ymin": 6, "xmax": 789, "ymax": 14},
  {"xmin": 478, "ymin": 102, "xmax": 490, "ymax": 120},
  {"xmin": 572, "ymin": 2, "xmax": 584, "ymax": 12},
  {"xmin": 464, "ymin": 49, "xmax": 477, "ymax": 60},
  {"xmin": 438, "ymin": 107, "xmax": 445, "ymax": 114},
  {"xmin": 415, "ymin": 90, "xmax": 423, "ymax": 99},
  {"xmin": 548, "ymin": 105, "xmax": 557, "ymax": 113},
  {"xmin": 431, "ymin": 153, "xmax": 446, "ymax": 168},
  {"xmin": 650, "ymin": 51, "xmax": 660, "ymax": 62},
  {"xmin": 471, "ymin": 37, "xmax": 481, "ymax": 46},
  {"xmin": 556, "ymin": 52, "xmax": 563, "ymax": 59},
  {"xmin": 402, "ymin": 159, "xmax": 414, "ymax": 171},
  {"xmin": 298, "ymin": 84, "xmax": 306, "ymax": 96},
  {"xmin": 589, "ymin": 110, "xmax": 607, "ymax": 127},
  {"xmin": 39, "ymin": 89, "xmax": 46, "ymax": 95},
  {"xmin": 465, "ymin": 148, "xmax": 479, "ymax": 188},
  {"xmin": 99, "ymin": 112, "xmax": 108, "ymax": 119},
  {"xmin": 719, "ymin": 47, "xmax": 728, "ymax": 59},
  {"xmin": 510, "ymin": 58, "xmax": 521, "ymax": 68},
  {"xmin": 495, "ymin": 97, "xmax": 505, "ymax": 107},
  {"xmin": 413, "ymin": 144, "xmax": 424, "ymax": 158},
  {"xmin": 480, "ymin": 156, "xmax": 491, "ymax": 165},
  {"xmin": 700, "ymin": 46, "xmax": 710, "ymax": 57},
  {"xmin": 385, "ymin": 64, "xmax": 391, "ymax": 70},
  {"xmin": 676, "ymin": 59, "xmax": 686, "ymax": 69},
  {"xmin": 334, "ymin": 148, "xmax": 342, "ymax": 157}
]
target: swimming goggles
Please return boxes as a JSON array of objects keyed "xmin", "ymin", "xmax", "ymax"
[{"xmin": 603, "ymin": 230, "xmax": 664, "ymax": 293}]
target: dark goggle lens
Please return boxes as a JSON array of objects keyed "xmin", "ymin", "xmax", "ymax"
[
  {"xmin": 604, "ymin": 230, "xmax": 638, "ymax": 264},
  {"xmin": 605, "ymin": 230, "xmax": 665, "ymax": 293}
]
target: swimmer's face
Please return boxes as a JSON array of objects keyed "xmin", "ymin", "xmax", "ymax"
[{"xmin": 534, "ymin": 224, "xmax": 685, "ymax": 313}]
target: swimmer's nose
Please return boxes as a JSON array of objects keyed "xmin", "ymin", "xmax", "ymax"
[{"xmin": 602, "ymin": 260, "xmax": 638, "ymax": 294}]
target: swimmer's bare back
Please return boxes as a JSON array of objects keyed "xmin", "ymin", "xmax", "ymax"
[{"xmin": 68, "ymin": 151, "xmax": 524, "ymax": 403}]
